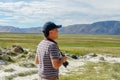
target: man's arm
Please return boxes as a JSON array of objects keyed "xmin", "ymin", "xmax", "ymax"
[
  {"xmin": 51, "ymin": 56, "xmax": 67, "ymax": 70},
  {"xmin": 35, "ymin": 54, "xmax": 39, "ymax": 64}
]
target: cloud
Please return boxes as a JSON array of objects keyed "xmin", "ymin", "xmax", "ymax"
[{"xmin": 0, "ymin": 0, "xmax": 120, "ymax": 27}]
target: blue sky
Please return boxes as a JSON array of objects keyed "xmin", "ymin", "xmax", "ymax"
[{"xmin": 0, "ymin": 0, "xmax": 120, "ymax": 28}]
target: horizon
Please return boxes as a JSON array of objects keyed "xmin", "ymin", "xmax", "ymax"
[
  {"xmin": 0, "ymin": 0, "xmax": 120, "ymax": 28},
  {"xmin": 0, "ymin": 20, "xmax": 120, "ymax": 29}
]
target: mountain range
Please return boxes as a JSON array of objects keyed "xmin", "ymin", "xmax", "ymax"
[{"xmin": 0, "ymin": 21, "xmax": 120, "ymax": 35}]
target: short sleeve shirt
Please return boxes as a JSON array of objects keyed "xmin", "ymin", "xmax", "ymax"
[{"xmin": 36, "ymin": 39, "xmax": 62, "ymax": 78}]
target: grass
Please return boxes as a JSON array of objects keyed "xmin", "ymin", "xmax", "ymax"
[
  {"xmin": 5, "ymin": 75, "xmax": 16, "ymax": 80},
  {"xmin": 4, "ymin": 68, "xmax": 15, "ymax": 72},
  {"xmin": 0, "ymin": 33, "xmax": 42, "ymax": 49},
  {"xmin": 18, "ymin": 61, "xmax": 36, "ymax": 68},
  {"xmin": 60, "ymin": 62, "xmax": 120, "ymax": 80},
  {"xmin": 1, "ymin": 33, "xmax": 120, "ymax": 48},
  {"xmin": 0, "ymin": 33, "xmax": 120, "ymax": 80},
  {"xmin": 60, "ymin": 47, "xmax": 120, "ymax": 56},
  {"xmin": 58, "ymin": 34, "xmax": 120, "ymax": 47},
  {"xmin": 18, "ymin": 70, "xmax": 37, "ymax": 76},
  {"xmin": 4, "ymin": 70, "xmax": 38, "ymax": 80}
]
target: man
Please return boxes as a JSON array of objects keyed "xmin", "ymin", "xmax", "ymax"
[{"xmin": 35, "ymin": 21, "xmax": 67, "ymax": 80}]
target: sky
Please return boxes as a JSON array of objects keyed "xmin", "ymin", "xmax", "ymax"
[{"xmin": 0, "ymin": 0, "xmax": 120, "ymax": 28}]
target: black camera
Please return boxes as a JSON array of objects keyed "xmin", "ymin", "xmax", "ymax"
[
  {"xmin": 63, "ymin": 61, "xmax": 69, "ymax": 68},
  {"xmin": 61, "ymin": 52, "xmax": 69, "ymax": 68}
]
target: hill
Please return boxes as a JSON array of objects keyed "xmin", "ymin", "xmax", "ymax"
[
  {"xmin": 0, "ymin": 21, "xmax": 120, "ymax": 34},
  {"xmin": 59, "ymin": 21, "xmax": 120, "ymax": 34},
  {"xmin": 0, "ymin": 26, "xmax": 42, "ymax": 33}
]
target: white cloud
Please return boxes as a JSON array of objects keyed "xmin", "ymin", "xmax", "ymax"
[
  {"xmin": 80, "ymin": 0, "xmax": 120, "ymax": 15},
  {"xmin": 0, "ymin": 0, "xmax": 120, "ymax": 27}
]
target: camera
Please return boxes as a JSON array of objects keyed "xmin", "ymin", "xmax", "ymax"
[
  {"xmin": 61, "ymin": 52, "xmax": 69, "ymax": 68},
  {"xmin": 63, "ymin": 61, "xmax": 69, "ymax": 68}
]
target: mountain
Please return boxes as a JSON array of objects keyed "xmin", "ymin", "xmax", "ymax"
[
  {"xmin": 59, "ymin": 21, "xmax": 120, "ymax": 35},
  {"xmin": 0, "ymin": 26, "xmax": 23, "ymax": 33},
  {"xmin": 0, "ymin": 20, "xmax": 120, "ymax": 34},
  {"xmin": 21, "ymin": 27, "xmax": 42, "ymax": 33},
  {"xmin": 0, "ymin": 26, "xmax": 42, "ymax": 33}
]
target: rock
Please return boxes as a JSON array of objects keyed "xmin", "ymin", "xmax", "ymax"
[
  {"xmin": 12, "ymin": 45, "xmax": 24, "ymax": 53},
  {"xmin": 89, "ymin": 53, "xmax": 97, "ymax": 57},
  {"xmin": 71, "ymin": 55, "xmax": 78, "ymax": 59},
  {"xmin": 26, "ymin": 52, "xmax": 35, "ymax": 59},
  {"xmin": 99, "ymin": 57, "xmax": 105, "ymax": 61},
  {"xmin": 2, "ymin": 53, "xmax": 9, "ymax": 61},
  {"xmin": 6, "ymin": 49, "xmax": 12, "ymax": 53},
  {"xmin": 0, "ymin": 49, "xmax": 2, "ymax": 54}
]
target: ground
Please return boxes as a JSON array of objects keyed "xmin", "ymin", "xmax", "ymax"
[{"xmin": 0, "ymin": 53, "xmax": 120, "ymax": 80}]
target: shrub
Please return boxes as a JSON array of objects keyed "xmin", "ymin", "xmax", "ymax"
[
  {"xmin": 6, "ymin": 52, "xmax": 18, "ymax": 56},
  {"xmin": 18, "ymin": 61, "xmax": 36, "ymax": 68},
  {"xmin": 0, "ymin": 55, "xmax": 2, "ymax": 59},
  {"xmin": 17, "ymin": 54, "xmax": 27, "ymax": 59},
  {"xmin": 4, "ymin": 68, "xmax": 15, "ymax": 72},
  {"xmin": 18, "ymin": 70, "xmax": 38, "ymax": 76},
  {"xmin": 5, "ymin": 75, "xmax": 16, "ymax": 80},
  {"xmin": 26, "ymin": 52, "xmax": 35, "ymax": 60},
  {"xmin": 7, "ymin": 56, "xmax": 15, "ymax": 62},
  {"xmin": 23, "ymin": 50, "xmax": 28, "ymax": 54}
]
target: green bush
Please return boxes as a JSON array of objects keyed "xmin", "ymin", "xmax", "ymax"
[
  {"xmin": 17, "ymin": 54, "xmax": 27, "ymax": 59},
  {"xmin": 4, "ymin": 68, "xmax": 15, "ymax": 72},
  {"xmin": 5, "ymin": 75, "xmax": 16, "ymax": 80},
  {"xmin": 6, "ymin": 52, "xmax": 18, "ymax": 56},
  {"xmin": 0, "ymin": 55, "xmax": 2, "ymax": 59},
  {"xmin": 18, "ymin": 61, "xmax": 36, "ymax": 68},
  {"xmin": 23, "ymin": 50, "xmax": 28, "ymax": 54},
  {"xmin": 26, "ymin": 52, "xmax": 35, "ymax": 60},
  {"xmin": 7, "ymin": 56, "xmax": 15, "ymax": 62},
  {"xmin": 18, "ymin": 70, "xmax": 37, "ymax": 76}
]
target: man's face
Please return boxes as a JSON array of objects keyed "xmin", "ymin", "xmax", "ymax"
[{"xmin": 49, "ymin": 28, "xmax": 58, "ymax": 40}]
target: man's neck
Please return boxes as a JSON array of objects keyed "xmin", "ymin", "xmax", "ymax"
[{"xmin": 45, "ymin": 37, "xmax": 57, "ymax": 44}]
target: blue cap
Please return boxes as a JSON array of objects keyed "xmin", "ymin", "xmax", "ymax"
[{"xmin": 42, "ymin": 21, "xmax": 62, "ymax": 33}]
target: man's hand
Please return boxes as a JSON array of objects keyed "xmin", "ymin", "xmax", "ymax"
[
  {"xmin": 62, "ymin": 56, "xmax": 67, "ymax": 63},
  {"xmin": 62, "ymin": 56, "xmax": 69, "ymax": 68}
]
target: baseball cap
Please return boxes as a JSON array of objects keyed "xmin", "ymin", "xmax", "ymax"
[{"xmin": 42, "ymin": 21, "xmax": 62, "ymax": 33}]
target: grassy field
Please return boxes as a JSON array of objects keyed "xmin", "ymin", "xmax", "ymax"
[
  {"xmin": 0, "ymin": 33, "xmax": 42, "ymax": 50},
  {"xmin": 60, "ymin": 62, "xmax": 120, "ymax": 80},
  {"xmin": 0, "ymin": 33, "xmax": 120, "ymax": 55},
  {"xmin": 0, "ymin": 33, "xmax": 120, "ymax": 80}
]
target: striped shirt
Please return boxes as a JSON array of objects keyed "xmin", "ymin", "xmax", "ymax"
[{"xmin": 36, "ymin": 39, "xmax": 62, "ymax": 78}]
